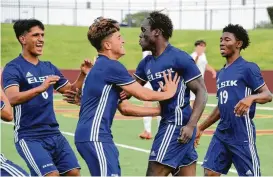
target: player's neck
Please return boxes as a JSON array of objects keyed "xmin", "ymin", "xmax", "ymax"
[
  {"xmin": 98, "ymin": 52, "xmax": 119, "ymax": 60},
  {"xmin": 21, "ymin": 50, "xmax": 39, "ymax": 65},
  {"xmin": 225, "ymin": 53, "xmax": 240, "ymax": 67},
  {"xmin": 152, "ymin": 41, "xmax": 169, "ymax": 57}
]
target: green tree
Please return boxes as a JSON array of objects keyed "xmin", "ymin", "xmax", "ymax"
[
  {"xmin": 123, "ymin": 11, "xmax": 151, "ymax": 27},
  {"xmin": 267, "ymin": 6, "xmax": 273, "ymax": 24}
]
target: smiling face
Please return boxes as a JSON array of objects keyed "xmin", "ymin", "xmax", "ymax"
[
  {"xmin": 103, "ymin": 31, "xmax": 125, "ymax": 59},
  {"xmin": 139, "ymin": 18, "xmax": 156, "ymax": 51},
  {"xmin": 20, "ymin": 26, "xmax": 44, "ymax": 56},
  {"xmin": 220, "ymin": 32, "xmax": 242, "ymax": 58}
]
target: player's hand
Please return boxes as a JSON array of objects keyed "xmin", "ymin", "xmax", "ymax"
[
  {"xmin": 80, "ymin": 59, "xmax": 93, "ymax": 75},
  {"xmin": 212, "ymin": 71, "xmax": 217, "ymax": 79},
  {"xmin": 119, "ymin": 90, "xmax": 129, "ymax": 100},
  {"xmin": 178, "ymin": 124, "xmax": 195, "ymax": 144},
  {"xmin": 38, "ymin": 75, "xmax": 60, "ymax": 92},
  {"xmin": 62, "ymin": 88, "xmax": 81, "ymax": 106},
  {"xmin": 194, "ymin": 126, "xmax": 203, "ymax": 148},
  {"xmin": 159, "ymin": 70, "xmax": 180, "ymax": 98},
  {"xmin": 234, "ymin": 96, "xmax": 254, "ymax": 117}
]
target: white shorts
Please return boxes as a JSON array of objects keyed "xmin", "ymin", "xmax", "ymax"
[{"xmin": 190, "ymin": 91, "xmax": 196, "ymax": 101}]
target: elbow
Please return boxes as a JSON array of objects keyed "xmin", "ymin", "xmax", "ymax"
[
  {"xmin": 268, "ymin": 93, "xmax": 273, "ymax": 102},
  {"xmin": 2, "ymin": 113, "xmax": 13, "ymax": 122},
  {"xmin": 119, "ymin": 107, "xmax": 130, "ymax": 116}
]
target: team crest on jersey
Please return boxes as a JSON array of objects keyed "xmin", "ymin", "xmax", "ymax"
[
  {"xmin": 217, "ymin": 80, "xmax": 238, "ymax": 90},
  {"xmin": 147, "ymin": 68, "xmax": 175, "ymax": 81}
]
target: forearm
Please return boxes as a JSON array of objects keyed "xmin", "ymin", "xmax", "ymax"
[
  {"xmin": 118, "ymin": 101, "xmax": 161, "ymax": 117},
  {"xmin": 6, "ymin": 87, "xmax": 41, "ymax": 106},
  {"xmin": 187, "ymin": 89, "xmax": 208, "ymax": 127},
  {"xmin": 131, "ymin": 88, "xmax": 170, "ymax": 101},
  {"xmin": 199, "ymin": 106, "xmax": 220, "ymax": 131},
  {"xmin": 251, "ymin": 91, "xmax": 272, "ymax": 104},
  {"xmin": 206, "ymin": 64, "xmax": 216, "ymax": 74},
  {"xmin": 71, "ymin": 72, "xmax": 86, "ymax": 90}
]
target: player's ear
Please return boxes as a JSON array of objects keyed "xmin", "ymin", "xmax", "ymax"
[
  {"xmin": 19, "ymin": 35, "xmax": 26, "ymax": 45},
  {"xmin": 236, "ymin": 40, "xmax": 243, "ymax": 49},
  {"xmin": 103, "ymin": 41, "xmax": 111, "ymax": 50},
  {"xmin": 154, "ymin": 29, "xmax": 161, "ymax": 37}
]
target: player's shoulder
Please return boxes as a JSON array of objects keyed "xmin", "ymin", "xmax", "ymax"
[
  {"xmin": 3, "ymin": 55, "xmax": 23, "ymax": 71},
  {"xmin": 240, "ymin": 57, "xmax": 260, "ymax": 71},
  {"xmin": 169, "ymin": 45, "xmax": 192, "ymax": 59}
]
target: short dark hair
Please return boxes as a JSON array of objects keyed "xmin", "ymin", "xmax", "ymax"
[
  {"xmin": 223, "ymin": 24, "xmax": 250, "ymax": 50},
  {"xmin": 13, "ymin": 19, "xmax": 44, "ymax": 41},
  {"xmin": 87, "ymin": 17, "xmax": 119, "ymax": 51},
  {"xmin": 147, "ymin": 11, "xmax": 173, "ymax": 40},
  {"xmin": 194, "ymin": 40, "xmax": 206, "ymax": 46}
]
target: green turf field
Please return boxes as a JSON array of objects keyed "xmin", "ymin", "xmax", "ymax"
[
  {"xmin": 1, "ymin": 24, "xmax": 273, "ymax": 70},
  {"xmin": 1, "ymin": 94, "xmax": 273, "ymax": 176}
]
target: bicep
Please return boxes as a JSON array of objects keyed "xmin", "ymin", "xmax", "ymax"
[
  {"xmin": 186, "ymin": 77, "xmax": 206, "ymax": 94},
  {"xmin": 256, "ymin": 84, "xmax": 270, "ymax": 94},
  {"xmin": 133, "ymin": 75, "xmax": 146, "ymax": 86},
  {"xmin": 120, "ymin": 82, "xmax": 144, "ymax": 96},
  {"xmin": 56, "ymin": 82, "xmax": 71, "ymax": 94},
  {"xmin": 5, "ymin": 86, "xmax": 20, "ymax": 99}
]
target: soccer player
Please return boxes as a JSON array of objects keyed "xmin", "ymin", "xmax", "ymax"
[
  {"xmin": 135, "ymin": 11, "xmax": 208, "ymax": 176},
  {"xmin": 74, "ymin": 17, "xmax": 180, "ymax": 176},
  {"xmin": 139, "ymin": 50, "xmax": 162, "ymax": 140},
  {"xmin": 190, "ymin": 40, "xmax": 216, "ymax": 108},
  {"xmin": 1, "ymin": 87, "xmax": 30, "ymax": 177},
  {"xmin": 195, "ymin": 24, "xmax": 272, "ymax": 176},
  {"xmin": 2, "ymin": 19, "xmax": 92, "ymax": 176}
]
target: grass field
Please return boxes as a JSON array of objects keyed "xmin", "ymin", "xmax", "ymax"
[
  {"xmin": 1, "ymin": 94, "xmax": 273, "ymax": 176},
  {"xmin": 1, "ymin": 24, "xmax": 273, "ymax": 70}
]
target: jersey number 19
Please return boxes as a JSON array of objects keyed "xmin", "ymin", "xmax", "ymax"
[{"xmin": 219, "ymin": 90, "xmax": 228, "ymax": 104}]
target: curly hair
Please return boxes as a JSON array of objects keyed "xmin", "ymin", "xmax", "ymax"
[
  {"xmin": 223, "ymin": 24, "xmax": 250, "ymax": 50},
  {"xmin": 87, "ymin": 17, "xmax": 119, "ymax": 51},
  {"xmin": 147, "ymin": 11, "xmax": 173, "ymax": 40}
]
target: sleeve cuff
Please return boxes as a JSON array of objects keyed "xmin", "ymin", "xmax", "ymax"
[
  {"xmin": 254, "ymin": 82, "xmax": 265, "ymax": 92},
  {"xmin": 185, "ymin": 74, "xmax": 202, "ymax": 84},
  {"xmin": 133, "ymin": 73, "xmax": 147, "ymax": 82},
  {"xmin": 116, "ymin": 80, "xmax": 136, "ymax": 86},
  {"xmin": 55, "ymin": 80, "xmax": 69, "ymax": 91}
]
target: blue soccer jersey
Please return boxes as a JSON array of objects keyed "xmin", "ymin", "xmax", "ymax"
[
  {"xmin": 2, "ymin": 54, "xmax": 68, "ymax": 142},
  {"xmin": 1, "ymin": 101, "xmax": 5, "ymax": 110},
  {"xmin": 215, "ymin": 57, "xmax": 265, "ymax": 144},
  {"xmin": 75, "ymin": 55, "xmax": 135, "ymax": 143},
  {"xmin": 134, "ymin": 44, "xmax": 201, "ymax": 126}
]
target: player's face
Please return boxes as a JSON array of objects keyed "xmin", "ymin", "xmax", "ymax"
[
  {"xmin": 139, "ymin": 19, "xmax": 155, "ymax": 51},
  {"xmin": 105, "ymin": 31, "xmax": 125, "ymax": 58},
  {"xmin": 220, "ymin": 32, "xmax": 238, "ymax": 57},
  {"xmin": 196, "ymin": 44, "xmax": 206, "ymax": 55},
  {"xmin": 21, "ymin": 26, "xmax": 44, "ymax": 56}
]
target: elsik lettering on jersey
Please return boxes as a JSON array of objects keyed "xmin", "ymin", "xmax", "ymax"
[
  {"xmin": 27, "ymin": 75, "xmax": 53, "ymax": 84},
  {"xmin": 217, "ymin": 80, "xmax": 238, "ymax": 89},
  {"xmin": 147, "ymin": 68, "xmax": 175, "ymax": 81}
]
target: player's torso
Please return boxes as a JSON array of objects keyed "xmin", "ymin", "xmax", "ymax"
[
  {"xmin": 9, "ymin": 58, "xmax": 60, "ymax": 141},
  {"xmin": 76, "ymin": 58, "xmax": 120, "ymax": 142},
  {"xmin": 143, "ymin": 54, "xmax": 191, "ymax": 126},
  {"xmin": 215, "ymin": 58, "xmax": 256, "ymax": 144},
  {"xmin": 195, "ymin": 54, "xmax": 207, "ymax": 76}
]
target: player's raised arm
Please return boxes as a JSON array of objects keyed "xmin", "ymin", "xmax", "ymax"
[
  {"xmin": 1, "ymin": 88, "xmax": 13, "ymax": 122},
  {"xmin": 121, "ymin": 70, "xmax": 180, "ymax": 101},
  {"xmin": 118, "ymin": 100, "xmax": 161, "ymax": 117},
  {"xmin": 55, "ymin": 59, "xmax": 93, "ymax": 94}
]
